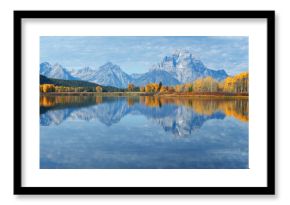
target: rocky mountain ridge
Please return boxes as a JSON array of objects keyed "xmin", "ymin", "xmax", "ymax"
[{"xmin": 40, "ymin": 50, "xmax": 229, "ymax": 88}]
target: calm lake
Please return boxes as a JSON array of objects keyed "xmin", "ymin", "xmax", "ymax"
[{"xmin": 40, "ymin": 95, "xmax": 248, "ymax": 169}]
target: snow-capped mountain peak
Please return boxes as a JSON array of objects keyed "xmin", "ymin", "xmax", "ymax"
[
  {"xmin": 96, "ymin": 62, "xmax": 132, "ymax": 88},
  {"xmin": 153, "ymin": 50, "xmax": 227, "ymax": 83},
  {"xmin": 70, "ymin": 66, "xmax": 97, "ymax": 82},
  {"xmin": 40, "ymin": 51, "xmax": 228, "ymax": 88},
  {"xmin": 174, "ymin": 49, "xmax": 192, "ymax": 59},
  {"xmin": 40, "ymin": 62, "xmax": 77, "ymax": 80}
]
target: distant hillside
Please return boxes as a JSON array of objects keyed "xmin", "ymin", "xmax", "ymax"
[
  {"xmin": 40, "ymin": 75, "xmax": 54, "ymax": 84},
  {"xmin": 132, "ymin": 69, "xmax": 180, "ymax": 86},
  {"xmin": 40, "ymin": 75, "xmax": 124, "ymax": 92},
  {"xmin": 40, "ymin": 75, "xmax": 98, "ymax": 87}
]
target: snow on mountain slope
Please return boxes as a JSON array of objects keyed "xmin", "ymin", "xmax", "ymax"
[
  {"xmin": 40, "ymin": 51, "xmax": 228, "ymax": 88},
  {"xmin": 40, "ymin": 62, "xmax": 77, "ymax": 80},
  {"xmin": 153, "ymin": 50, "xmax": 228, "ymax": 83},
  {"xmin": 87, "ymin": 62, "xmax": 132, "ymax": 88},
  {"xmin": 70, "ymin": 67, "xmax": 98, "ymax": 82},
  {"xmin": 133, "ymin": 69, "xmax": 180, "ymax": 86}
]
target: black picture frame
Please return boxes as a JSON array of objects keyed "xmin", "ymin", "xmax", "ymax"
[{"xmin": 14, "ymin": 10, "xmax": 275, "ymax": 195}]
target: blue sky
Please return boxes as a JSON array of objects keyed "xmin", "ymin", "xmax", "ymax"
[{"xmin": 40, "ymin": 36, "xmax": 248, "ymax": 75}]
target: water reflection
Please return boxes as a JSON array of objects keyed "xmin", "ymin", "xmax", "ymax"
[{"xmin": 40, "ymin": 96, "xmax": 248, "ymax": 137}]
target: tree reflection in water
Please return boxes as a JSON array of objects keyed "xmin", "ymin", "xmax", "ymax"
[{"xmin": 40, "ymin": 95, "xmax": 248, "ymax": 137}]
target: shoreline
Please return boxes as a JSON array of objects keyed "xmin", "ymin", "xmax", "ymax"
[
  {"xmin": 157, "ymin": 95, "xmax": 248, "ymax": 99},
  {"xmin": 40, "ymin": 92, "xmax": 152, "ymax": 96},
  {"xmin": 40, "ymin": 92, "xmax": 248, "ymax": 99}
]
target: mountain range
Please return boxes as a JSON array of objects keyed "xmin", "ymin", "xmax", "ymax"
[{"xmin": 40, "ymin": 50, "xmax": 228, "ymax": 88}]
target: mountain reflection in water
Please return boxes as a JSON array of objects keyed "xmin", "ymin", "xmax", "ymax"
[
  {"xmin": 40, "ymin": 95, "xmax": 248, "ymax": 169},
  {"xmin": 40, "ymin": 96, "xmax": 248, "ymax": 138}
]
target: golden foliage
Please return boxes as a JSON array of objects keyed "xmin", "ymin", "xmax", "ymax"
[
  {"xmin": 175, "ymin": 84, "xmax": 184, "ymax": 92},
  {"xmin": 223, "ymin": 77, "xmax": 235, "ymax": 93},
  {"xmin": 40, "ymin": 84, "xmax": 55, "ymax": 93},
  {"xmin": 223, "ymin": 72, "xmax": 249, "ymax": 93},
  {"xmin": 145, "ymin": 83, "xmax": 159, "ymax": 92},
  {"xmin": 218, "ymin": 82, "xmax": 224, "ymax": 92},
  {"xmin": 153, "ymin": 83, "xmax": 159, "ymax": 92},
  {"xmin": 192, "ymin": 77, "xmax": 218, "ymax": 92},
  {"xmin": 128, "ymin": 83, "xmax": 135, "ymax": 92},
  {"xmin": 160, "ymin": 86, "xmax": 169, "ymax": 93},
  {"xmin": 96, "ymin": 86, "xmax": 103, "ymax": 93},
  {"xmin": 193, "ymin": 78, "xmax": 203, "ymax": 92}
]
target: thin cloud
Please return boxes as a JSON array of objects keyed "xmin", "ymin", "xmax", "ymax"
[{"xmin": 40, "ymin": 36, "xmax": 248, "ymax": 75}]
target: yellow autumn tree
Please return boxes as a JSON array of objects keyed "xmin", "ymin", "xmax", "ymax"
[
  {"xmin": 223, "ymin": 72, "xmax": 248, "ymax": 93},
  {"xmin": 145, "ymin": 83, "xmax": 159, "ymax": 92},
  {"xmin": 96, "ymin": 86, "xmax": 103, "ymax": 93},
  {"xmin": 40, "ymin": 84, "xmax": 55, "ymax": 93},
  {"xmin": 160, "ymin": 86, "xmax": 169, "ymax": 93},
  {"xmin": 202, "ymin": 76, "xmax": 218, "ymax": 92},
  {"xmin": 223, "ymin": 77, "xmax": 235, "ymax": 93},
  {"xmin": 233, "ymin": 72, "xmax": 249, "ymax": 93},
  {"xmin": 139, "ymin": 86, "xmax": 145, "ymax": 92},
  {"xmin": 193, "ymin": 78, "xmax": 203, "ymax": 92},
  {"xmin": 218, "ymin": 81, "xmax": 224, "ymax": 92},
  {"xmin": 152, "ymin": 83, "xmax": 159, "ymax": 92},
  {"xmin": 128, "ymin": 83, "xmax": 135, "ymax": 92},
  {"xmin": 145, "ymin": 84, "xmax": 153, "ymax": 92},
  {"xmin": 175, "ymin": 84, "xmax": 184, "ymax": 92}
]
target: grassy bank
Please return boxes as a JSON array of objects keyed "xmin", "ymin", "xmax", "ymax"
[
  {"xmin": 41, "ymin": 91, "xmax": 248, "ymax": 99},
  {"xmin": 157, "ymin": 93, "xmax": 248, "ymax": 99},
  {"xmin": 40, "ymin": 92, "xmax": 154, "ymax": 97},
  {"xmin": 158, "ymin": 95, "xmax": 248, "ymax": 99}
]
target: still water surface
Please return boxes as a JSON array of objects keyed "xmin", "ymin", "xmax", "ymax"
[{"xmin": 40, "ymin": 95, "xmax": 248, "ymax": 169}]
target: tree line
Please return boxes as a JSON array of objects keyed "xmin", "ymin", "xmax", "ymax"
[
  {"xmin": 40, "ymin": 84, "xmax": 96, "ymax": 93},
  {"xmin": 40, "ymin": 72, "xmax": 248, "ymax": 95},
  {"xmin": 138, "ymin": 71, "xmax": 248, "ymax": 94},
  {"xmin": 40, "ymin": 75, "xmax": 124, "ymax": 93}
]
